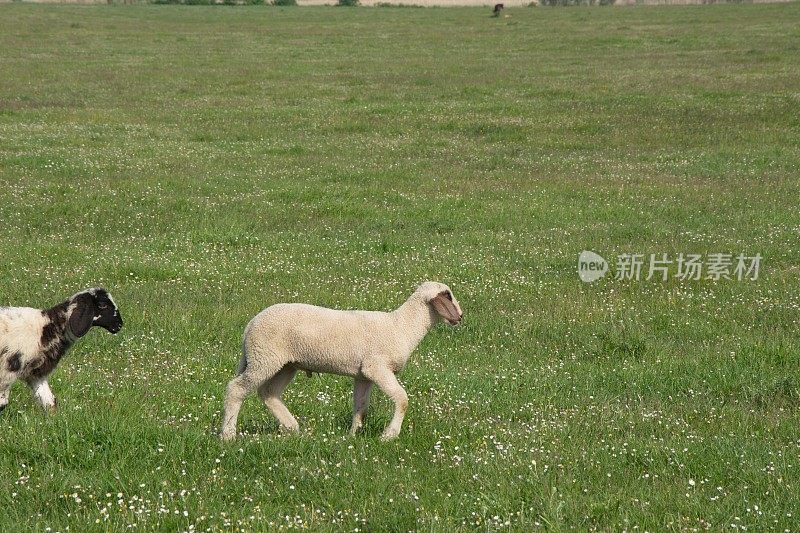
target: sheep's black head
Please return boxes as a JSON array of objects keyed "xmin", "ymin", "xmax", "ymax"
[
  {"xmin": 68, "ymin": 288, "xmax": 124, "ymax": 337},
  {"xmin": 417, "ymin": 281, "xmax": 463, "ymax": 326}
]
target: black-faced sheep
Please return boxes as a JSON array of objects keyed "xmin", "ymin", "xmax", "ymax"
[{"xmin": 0, "ymin": 288, "xmax": 123, "ymax": 413}]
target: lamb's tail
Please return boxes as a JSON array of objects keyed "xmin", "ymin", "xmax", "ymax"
[
  {"xmin": 237, "ymin": 324, "xmax": 251, "ymax": 376},
  {"xmin": 235, "ymin": 353, "xmax": 248, "ymax": 376},
  {"xmin": 237, "ymin": 312, "xmax": 269, "ymax": 376}
]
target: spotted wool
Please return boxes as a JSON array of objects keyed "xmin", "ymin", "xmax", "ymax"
[{"xmin": 0, "ymin": 288, "xmax": 123, "ymax": 413}]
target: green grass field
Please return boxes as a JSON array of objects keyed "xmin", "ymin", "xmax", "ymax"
[{"xmin": 1, "ymin": 3, "xmax": 799, "ymax": 531}]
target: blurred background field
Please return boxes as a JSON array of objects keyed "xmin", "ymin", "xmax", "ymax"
[{"xmin": 2, "ymin": 0, "xmax": 794, "ymax": 6}]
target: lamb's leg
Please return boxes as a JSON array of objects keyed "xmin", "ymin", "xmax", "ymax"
[
  {"xmin": 0, "ymin": 384, "xmax": 11, "ymax": 413},
  {"xmin": 350, "ymin": 377, "xmax": 373, "ymax": 435},
  {"xmin": 220, "ymin": 373, "xmax": 258, "ymax": 441},
  {"xmin": 0, "ymin": 372, "xmax": 17, "ymax": 413},
  {"xmin": 257, "ymin": 365, "xmax": 299, "ymax": 432},
  {"xmin": 363, "ymin": 366, "xmax": 408, "ymax": 441},
  {"xmin": 27, "ymin": 378, "xmax": 56, "ymax": 414}
]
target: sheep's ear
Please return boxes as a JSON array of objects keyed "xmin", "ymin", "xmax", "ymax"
[
  {"xmin": 68, "ymin": 294, "xmax": 96, "ymax": 338},
  {"xmin": 430, "ymin": 291, "xmax": 460, "ymax": 323}
]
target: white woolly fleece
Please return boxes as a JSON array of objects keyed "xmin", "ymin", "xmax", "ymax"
[{"xmin": 220, "ymin": 281, "xmax": 462, "ymax": 441}]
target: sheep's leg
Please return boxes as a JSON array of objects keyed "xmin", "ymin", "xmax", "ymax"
[
  {"xmin": 27, "ymin": 378, "xmax": 57, "ymax": 413},
  {"xmin": 0, "ymin": 372, "xmax": 17, "ymax": 412},
  {"xmin": 350, "ymin": 377, "xmax": 373, "ymax": 435},
  {"xmin": 0, "ymin": 383, "xmax": 11, "ymax": 413},
  {"xmin": 220, "ymin": 373, "xmax": 259, "ymax": 441},
  {"xmin": 364, "ymin": 367, "xmax": 408, "ymax": 441},
  {"xmin": 257, "ymin": 366, "xmax": 299, "ymax": 432}
]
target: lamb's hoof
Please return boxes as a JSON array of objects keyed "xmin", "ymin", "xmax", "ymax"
[
  {"xmin": 220, "ymin": 431, "xmax": 236, "ymax": 442},
  {"xmin": 44, "ymin": 405, "xmax": 57, "ymax": 415},
  {"xmin": 280, "ymin": 422, "xmax": 300, "ymax": 433},
  {"xmin": 380, "ymin": 429, "xmax": 399, "ymax": 442}
]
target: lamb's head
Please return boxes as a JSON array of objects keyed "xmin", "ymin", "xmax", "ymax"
[
  {"xmin": 416, "ymin": 281, "xmax": 463, "ymax": 326},
  {"xmin": 68, "ymin": 288, "xmax": 124, "ymax": 337}
]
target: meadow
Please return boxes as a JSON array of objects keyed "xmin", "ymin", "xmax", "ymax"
[{"xmin": 1, "ymin": 3, "xmax": 799, "ymax": 531}]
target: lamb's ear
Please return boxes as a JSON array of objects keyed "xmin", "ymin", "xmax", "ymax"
[
  {"xmin": 430, "ymin": 291, "xmax": 460, "ymax": 323},
  {"xmin": 68, "ymin": 294, "xmax": 96, "ymax": 338}
]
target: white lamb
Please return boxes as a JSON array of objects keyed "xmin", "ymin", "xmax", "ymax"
[{"xmin": 220, "ymin": 281, "xmax": 463, "ymax": 441}]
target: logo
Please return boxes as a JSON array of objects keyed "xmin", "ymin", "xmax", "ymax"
[
  {"xmin": 578, "ymin": 251, "xmax": 609, "ymax": 283},
  {"xmin": 577, "ymin": 251, "xmax": 761, "ymax": 283}
]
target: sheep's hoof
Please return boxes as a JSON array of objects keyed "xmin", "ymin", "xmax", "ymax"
[
  {"xmin": 220, "ymin": 431, "xmax": 237, "ymax": 442},
  {"xmin": 280, "ymin": 423, "xmax": 300, "ymax": 433},
  {"xmin": 45, "ymin": 405, "xmax": 57, "ymax": 415},
  {"xmin": 380, "ymin": 429, "xmax": 400, "ymax": 442}
]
